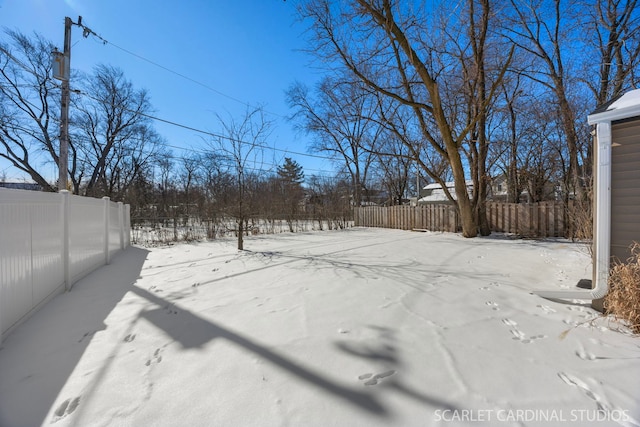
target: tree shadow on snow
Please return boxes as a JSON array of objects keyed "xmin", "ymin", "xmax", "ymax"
[
  {"xmin": 136, "ymin": 285, "xmax": 387, "ymax": 416},
  {"xmin": 335, "ymin": 325, "xmax": 460, "ymax": 414},
  {"xmin": 0, "ymin": 246, "xmax": 150, "ymax": 427}
]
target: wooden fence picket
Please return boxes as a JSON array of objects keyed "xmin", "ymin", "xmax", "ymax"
[{"xmin": 355, "ymin": 202, "xmax": 567, "ymax": 238}]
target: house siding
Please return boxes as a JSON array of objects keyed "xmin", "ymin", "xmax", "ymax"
[{"xmin": 610, "ymin": 117, "xmax": 640, "ymax": 262}]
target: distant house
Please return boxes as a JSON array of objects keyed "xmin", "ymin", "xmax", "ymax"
[
  {"xmin": 487, "ymin": 175, "xmax": 533, "ymax": 203},
  {"xmin": 418, "ymin": 180, "xmax": 473, "ymax": 204},
  {"xmin": 0, "ymin": 182, "xmax": 42, "ymax": 191}
]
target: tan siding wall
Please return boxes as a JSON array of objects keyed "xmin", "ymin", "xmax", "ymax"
[{"xmin": 611, "ymin": 118, "xmax": 640, "ymax": 261}]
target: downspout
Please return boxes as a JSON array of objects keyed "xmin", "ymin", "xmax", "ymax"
[{"xmin": 534, "ymin": 121, "xmax": 611, "ymax": 301}]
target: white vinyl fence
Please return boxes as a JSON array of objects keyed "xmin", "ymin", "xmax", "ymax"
[{"xmin": 0, "ymin": 189, "xmax": 130, "ymax": 341}]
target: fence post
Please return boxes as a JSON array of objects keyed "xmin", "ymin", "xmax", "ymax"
[
  {"xmin": 125, "ymin": 204, "xmax": 131, "ymax": 247},
  {"xmin": 60, "ymin": 190, "xmax": 70, "ymax": 291},
  {"xmin": 118, "ymin": 201, "xmax": 124, "ymax": 250},
  {"xmin": 103, "ymin": 196, "xmax": 111, "ymax": 265}
]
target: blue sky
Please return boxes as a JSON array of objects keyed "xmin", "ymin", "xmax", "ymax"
[{"xmin": 0, "ymin": 0, "xmax": 335, "ymax": 182}]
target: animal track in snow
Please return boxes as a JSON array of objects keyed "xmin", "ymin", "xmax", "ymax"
[
  {"xmin": 566, "ymin": 305, "xmax": 589, "ymax": 313},
  {"xmin": 51, "ymin": 396, "xmax": 81, "ymax": 423},
  {"xmin": 575, "ymin": 348, "xmax": 597, "ymax": 361},
  {"xmin": 537, "ymin": 304, "xmax": 557, "ymax": 314},
  {"xmin": 124, "ymin": 334, "xmax": 136, "ymax": 343},
  {"xmin": 485, "ymin": 301, "xmax": 500, "ymax": 311},
  {"xmin": 557, "ymin": 372, "xmax": 613, "ymax": 412},
  {"xmin": 145, "ymin": 348, "xmax": 163, "ymax": 366},
  {"xmin": 510, "ymin": 329, "xmax": 526, "ymax": 340},
  {"xmin": 510, "ymin": 328, "xmax": 546, "ymax": 344},
  {"xmin": 479, "ymin": 282, "xmax": 500, "ymax": 291},
  {"xmin": 163, "ymin": 303, "xmax": 178, "ymax": 315},
  {"xmin": 359, "ymin": 370, "xmax": 396, "ymax": 386},
  {"xmin": 502, "ymin": 318, "xmax": 518, "ymax": 327},
  {"xmin": 501, "ymin": 318, "xmax": 546, "ymax": 344}
]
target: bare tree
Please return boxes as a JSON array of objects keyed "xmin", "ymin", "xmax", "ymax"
[
  {"xmin": 504, "ymin": 0, "xmax": 588, "ymax": 203},
  {"xmin": 489, "ymin": 72, "xmax": 540, "ymax": 203},
  {"xmin": 371, "ymin": 131, "xmax": 413, "ymax": 205},
  {"xmin": 583, "ymin": 0, "xmax": 640, "ymax": 105},
  {"xmin": 73, "ymin": 64, "xmax": 160, "ymax": 198},
  {"xmin": 178, "ymin": 153, "xmax": 202, "ymax": 218},
  {"xmin": 306, "ymin": 174, "xmax": 353, "ymax": 230},
  {"xmin": 209, "ymin": 107, "xmax": 272, "ymax": 250},
  {"xmin": 198, "ymin": 153, "xmax": 232, "ymax": 238},
  {"xmin": 287, "ymin": 76, "xmax": 380, "ymax": 207},
  {"xmin": 298, "ymin": 0, "xmax": 512, "ymax": 237},
  {"xmin": 0, "ymin": 30, "xmax": 59, "ymax": 191}
]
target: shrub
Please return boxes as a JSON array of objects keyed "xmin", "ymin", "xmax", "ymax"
[{"xmin": 604, "ymin": 242, "xmax": 640, "ymax": 334}]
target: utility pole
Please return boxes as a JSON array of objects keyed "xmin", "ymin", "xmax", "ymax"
[{"xmin": 58, "ymin": 17, "xmax": 73, "ymax": 192}]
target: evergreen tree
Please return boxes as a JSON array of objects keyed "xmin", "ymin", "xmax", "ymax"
[
  {"xmin": 276, "ymin": 158, "xmax": 305, "ymax": 232},
  {"xmin": 277, "ymin": 157, "xmax": 304, "ymax": 185}
]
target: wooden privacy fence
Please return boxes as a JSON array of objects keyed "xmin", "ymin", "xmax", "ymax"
[
  {"xmin": 354, "ymin": 201, "xmax": 566, "ymax": 237},
  {"xmin": 355, "ymin": 204, "xmax": 460, "ymax": 232},
  {"xmin": 486, "ymin": 201, "xmax": 565, "ymax": 237}
]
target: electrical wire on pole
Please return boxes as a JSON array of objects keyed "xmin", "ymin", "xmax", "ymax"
[
  {"xmin": 55, "ymin": 17, "xmax": 72, "ymax": 191},
  {"xmin": 53, "ymin": 16, "xmax": 89, "ymax": 192}
]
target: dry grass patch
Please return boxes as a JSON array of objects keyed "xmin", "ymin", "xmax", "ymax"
[{"xmin": 604, "ymin": 242, "xmax": 640, "ymax": 334}]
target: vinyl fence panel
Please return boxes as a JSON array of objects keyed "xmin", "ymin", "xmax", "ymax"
[
  {"xmin": 1, "ymin": 189, "xmax": 130, "ymax": 341},
  {"xmin": 0, "ymin": 190, "xmax": 64, "ymax": 344}
]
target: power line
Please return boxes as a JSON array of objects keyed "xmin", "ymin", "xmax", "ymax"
[
  {"xmin": 1, "ymin": 25, "xmax": 341, "ymax": 181},
  {"xmin": 71, "ymin": 86, "xmax": 337, "ymax": 163},
  {"xmin": 76, "ymin": 19, "xmax": 287, "ymax": 119},
  {"xmin": 68, "ymin": 19, "xmax": 339, "ymax": 166},
  {"xmin": 1, "ymin": 44, "xmax": 338, "ymax": 171}
]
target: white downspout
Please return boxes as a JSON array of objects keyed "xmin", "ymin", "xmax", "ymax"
[{"xmin": 534, "ymin": 121, "xmax": 611, "ymax": 301}]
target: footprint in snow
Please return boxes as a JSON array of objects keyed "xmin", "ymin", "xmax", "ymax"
[
  {"xmin": 575, "ymin": 348, "xmax": 598, "ymax": 361},
  {"xmin": 566, "ymin": 305, "xmax": 589, "ymax": 313},
  {"xmin": 163, "ymin": 303, "xmax": 178, "ymax": 315},
  {"xmin": 537, "ymin": 304, "xmax": 557, "ymax": 314},
  {"xmin": 145, "ymin": 348, "xmax": 163, "ymax": 366},
  {"xmin": 359, "ymin": 370, "xmax": 396, "ymax": 386},
  {"xmin": 502, "ymin": 318, "xmax": 517, "ymax": 327},
  {"xmin": 556, "ymin": 372, "xmax": 623, "ymax": 414},
  {"xmin": 512, "ymin": 330, "xmax": 547, "ymax": 344},
  {"xmin": 510, "ymin": 329, "xmax": 526, "ymax": 340},
  {"xmin": 51, "ymin": 396, "xmax": 81, "ymax": 423},
  {"xmin": 485, "ymin": 301, "xmax": 500, "ymax": 311},
  {"xmin": 503, "ymin": 320, "xmax": 546, "ymax": 344},
  {"xmin": 124, "ymin": 334, "xmax": 136, "ymax": 343}
]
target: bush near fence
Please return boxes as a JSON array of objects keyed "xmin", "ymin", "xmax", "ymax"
[
  {"xmin": 354, "ymin": 202, "xmax": 567, "ymax": 238},
  {"xmin": 130, "ymin": 215, "xmax": 355, "ymax": 246}
]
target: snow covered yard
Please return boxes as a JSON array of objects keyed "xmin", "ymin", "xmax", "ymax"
[{"xmin": 1, "ymin": 228, "xmax": 639, "ymax": 427}]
